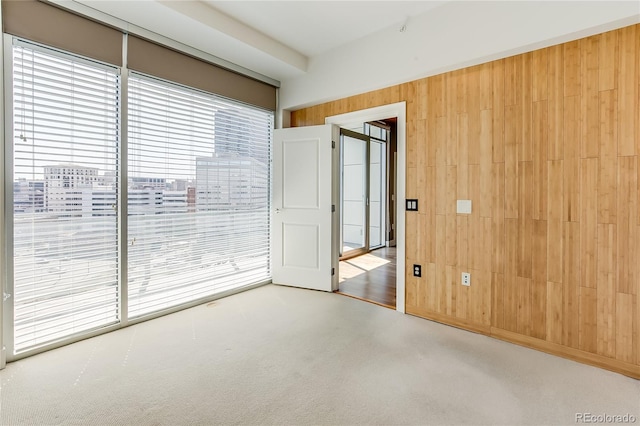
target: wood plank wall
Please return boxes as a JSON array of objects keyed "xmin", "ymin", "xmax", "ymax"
[{"xmin": 290, "ymin": 25, "xmax": 640, "ymax": 378}]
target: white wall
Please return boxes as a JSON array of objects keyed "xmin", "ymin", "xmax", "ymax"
[{"xmin": 279, "ymin": 1, "xmax": 640, "ymax": 110}]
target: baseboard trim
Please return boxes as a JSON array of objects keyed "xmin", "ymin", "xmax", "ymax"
[
  {"xmin": 491, "ymin": 328, "xmax": 640, "ymax": 379},
  {"xmin": 406, "ymin": 305, "xmax": 639, "ymax": 379},
  {"xmin": 406, "ymin": 305, "xmax": 491, "ymax": 335}
]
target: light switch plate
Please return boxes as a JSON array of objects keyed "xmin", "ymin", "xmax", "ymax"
[
  {"xmin": 406, "ymin": 199, "xmax": 418, "ymax": 211},
  {"xmin": 456, "ymin": 200, "xmax": 472, "ymax": 214}
]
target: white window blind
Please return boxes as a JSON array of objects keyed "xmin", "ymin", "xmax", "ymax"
[
  {"xmin": 127, "ymin": 74, "xmax": 272, "ymax": 318},
  {"xmin": 12, "ymin": 42, "xmax": 120, "ymax": 352}
]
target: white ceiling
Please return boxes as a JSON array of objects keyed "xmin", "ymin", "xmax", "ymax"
[
  {"xmin": 204, "ymin": 1, "xmax": 448, "ymax": 57},
  {"xmin": 61, "ymin": 0, "xmax": 449, "ymax": 82}
]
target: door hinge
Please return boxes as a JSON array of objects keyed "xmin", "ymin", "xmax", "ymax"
[
  {"xmin": 332, "ymin": 140, "xmax": 336, "ymax": 149},
  {"xmin": 331, "ymin": 204, "xmax": 335, "ymax": 213},
  {"xmin": 331, "ymin": 268, "xmax": 335, "ymax": 276}
]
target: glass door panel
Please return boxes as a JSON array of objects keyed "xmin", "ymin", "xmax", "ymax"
[
  {"xmin": 340, "ymin": 130, "xmax": 369, "ymax": 258},
  {"xmin": 369, "ymin": 140, "xmax": 386, "ymax": 249}
]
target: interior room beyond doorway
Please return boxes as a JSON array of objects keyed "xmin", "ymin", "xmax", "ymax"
[
  {"xmin": 337, "ymin": 120, "xmax": 397, "ymax": 309},
  {"xmin": 338, "ymin": 246, "xmax": 396, "ymax": 308}
]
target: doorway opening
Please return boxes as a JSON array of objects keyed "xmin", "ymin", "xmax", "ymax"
[
  {"xmin": 337, "ymin": 120, "xmax": 398, "ymax": 309},
  {"xmin": 326, "ymin": 102, "xmax": 406, "ymax": 313}
]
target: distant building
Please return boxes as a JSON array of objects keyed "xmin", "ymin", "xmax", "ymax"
[
  {"xmin": 128, "ymin": 189, "xmax": 163, "ymax": 215},
  {"xmin": 214, "ymin": 107, "xmax": 270, "ymax": 166},
  {"xmin": 130, "ymin": 177, "xmax": 166, "ymax": 190},
  {"xmin": 44, "ymin": 164, "xmax": 100, "ymax": 215},
  {"xmin": 13, "ymin": 179, "xmax": 45, "ymax": 213},
  {"xmin": 195, "ymin": 155, "xmax": 267, "ymax": 211},
  {"xmin": 162, "ymin": 191, "xmax": 188, "ymax": 214}
]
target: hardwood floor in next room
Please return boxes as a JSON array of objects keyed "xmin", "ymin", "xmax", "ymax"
[{"xmin": 338, "ymin": 247, "xmax": 396, "ymax": 308}]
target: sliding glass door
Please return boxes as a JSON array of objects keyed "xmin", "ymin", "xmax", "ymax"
[
  {"xmin": 339, "ymin": 126, "xmax": 388, "ymax": 260},
  {"xmin": 340, "ymin": 130, "xmax": 368, "ymax": 258},
  {"xmin": 368, "ymin": 138, "xmax": 386, "ymax": 249}
]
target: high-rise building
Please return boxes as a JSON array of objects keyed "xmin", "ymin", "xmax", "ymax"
[
  {"xmin": 195, "ymin": 155, "xmax": 267, "ymax": 211},
  {"xmin": 214, "ymin": 107, "xmax": 270, "ymax": 166}
]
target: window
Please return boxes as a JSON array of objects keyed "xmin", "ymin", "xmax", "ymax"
[
  {"xmin": 11, "ymin": 41, "xmax": 120, "ymax": 352},
  {"xmin": 127, "ymin": 74, "xmax": 272, "ymax": 318},
  {"xmin": 6, "ymin": 29, "xmax": 275, "ymax": 359}
]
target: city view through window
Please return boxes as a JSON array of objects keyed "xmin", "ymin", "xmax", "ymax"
[{"xmin": 12, "ymin": 44, "xmax": 272, "ymax": 352}]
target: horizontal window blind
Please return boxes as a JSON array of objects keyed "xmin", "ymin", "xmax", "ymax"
[
  {"xmin": 12, "ymin": 42, "xmax": 120, "ymax": 352},
  {"xmin": 127, "ymin": 74, "xmax": 272, "ymax": 318}
]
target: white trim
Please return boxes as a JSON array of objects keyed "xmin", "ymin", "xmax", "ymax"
[
  {"xmin": 0, "ymin": 6, "xmax": 6, "ymax": 369},
  {"xmin": 2, "ymin": 34, "xmax": 14, "ymax": 363},
  {"xmin": 325, "ymin": 102, "xmax": 406, "ymax": 314},
  {"xmin": 118, "ymin": 33, "xmax": 129, "ymax": 327}
]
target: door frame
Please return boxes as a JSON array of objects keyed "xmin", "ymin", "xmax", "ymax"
[{"xmin": 325, "ymin": 102, "xmax": 406, "ymax": 314}]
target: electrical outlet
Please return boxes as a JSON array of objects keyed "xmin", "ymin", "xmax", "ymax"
[
  {"xmin": 413, "ymin": 264, "xmax": 422, "ymax": 277},
  {"xmin": 462, "ymin": 272, "xmax": 471, "ymax": 286}
]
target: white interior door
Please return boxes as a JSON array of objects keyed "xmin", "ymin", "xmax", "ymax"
[{"xmin": 272, "ymin": 124, "xmax": 339, "ymax": 292}]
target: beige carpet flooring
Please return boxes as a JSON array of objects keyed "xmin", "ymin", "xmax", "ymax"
[{"xmin": 0, "ymin": 284, "xmax": 638, "ymax": 425}]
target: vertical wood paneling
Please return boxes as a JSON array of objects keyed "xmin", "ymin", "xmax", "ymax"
[
  {"xmin": 581, "ymin": 35, "xmax": 600, "ymax": 158},
  {"xmin": 517, "ymin": 277, "xmax": 532, "ymax": 336},
  {"xmin": 492, "ymin": 273, "xmax": 505, "ymax": 328},
  {"xmin": 518, "ymin": 161, "xmax": 533, "ymax": 278},
  {"xmin": 564, "ymin": 41, "xmax": 581, "ymax": 97},
  {"xmin": 457, "ymin": 217, "xmax": 468, "ymax": 269},
  {"xmin": 547, "ymin": 281, "xmax": 564, "ymax": 344},
  {"xmin": 581, "ymin": 158, "xmax": 599, "ymax": 289},
  {"xmin": 598, "ymin": 90, "xmax": 618, "ymax": 224},
  {"xmin": 479, "ymin": 63, "xmax": 493, "ymax": 111},
  {"xmin": 532, "ymin": 48, "xmax": 548, "ymax": 102},
  {"xmin": 425, "ymin": 263, "xmax": 437, "ymax": 312},
  {"xmin": 457, "ymin": 114, "xmax": 469, "ymax": 198},
  {"xmin": 548, "ymin": 45, "xmax": 564, "ymax": 160},
  {"xmin": 616, "ymin": 293, "xmax": 636, "ymax": 364},
  {"xmin": 491, "ymin": 163, "xmax": 505, "ymax": 274},
  {"xmin": 548, "ymin": 160, "xmax": 564, "ymax": 282},
  {"xmin": 597, "ymin": 224, "xmax": 616, "ymax": 358},
  {"xmin": 532, "ymin": 101, "xmax": 548, "ymax": 220},
  {"xmin": 563, "ymin": 95, "xmax": 581, "ymax": 159},
  {"xmin": 580, "ymin": 287, "xmax": 598, "ymax": 353},
  {"xmin": 563, "ymin": 222, "xmax": 581, "ymax": 349},
  {"xmin": 617, "ymin": 156, "xmax": 638, "ymax": 295},
  {"xmin": 505, "ymin": 219, "xmax": 518, "ymax": 278},
  {"xmin": 521, "ymin": 53, "xmax": 533, "ymax": 163},
  {"xmin": 492, "ymin": 60, "xmax": 505, "ymax": 163},
  {"xmin": 599, "ymin": 30, "xmax": 618, "ymax": 91},
  {"xmin": 291, "ymin": 24, "xmax": 640, "ymax": 377},
  {"xmin": 532, "ymin": 219, "xmax": 548, "ymax": 284},
  {"xmin": 531, "ymin": 279, "xmax": 547, "ymax": 340},
  {"xmin": 617, "ymin": 26, "xmax": 637, "ymax": 156},
  {"xmin": 435, "ymin": 116, "xmax": 447, "ymax": 167},
  {"xmin": 504, "ymin": 56, "xmax": 519, "ymax": 107},
  {"xmin": 435, "ymin": 164, "xmax": 446, "ymax": 216},
  {"xmin": 505, "ymin": 104, "xmax": 519, "ymax": 218},
  {"xmin": 563, "ymin": 157, "xmax": 581, "ymax": 222},
  {"xmin": 480, "ymin": 109, "xmax": 493, "ymax": 218}
]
